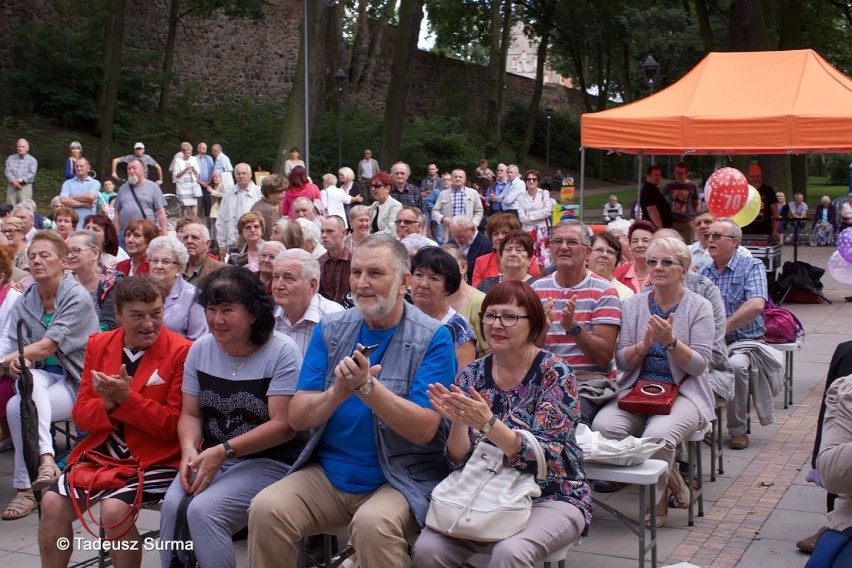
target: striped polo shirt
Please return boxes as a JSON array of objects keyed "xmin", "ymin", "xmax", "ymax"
[{"xmin": 532, "ymin": 270, "xmax": 622, "ymax": 377}]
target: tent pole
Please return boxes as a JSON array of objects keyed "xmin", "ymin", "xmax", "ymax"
[
  {"xmin": 637, "ymin": 154, "xmax": 643, "ymax": 219},
  {"xmin": 579, "ymin": 147, "xmax": 586, "ymax": 223}
]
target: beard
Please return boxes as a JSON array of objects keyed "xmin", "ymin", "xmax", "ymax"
[
  {"xmin": 128, "ymin": 174, "xmax": 140, "ymax": 185},
  {"xmin": 353, "ymin": 275, "xmax": 402, "ymax": 321}
]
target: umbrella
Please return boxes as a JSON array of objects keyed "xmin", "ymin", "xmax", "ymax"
[
  {"xmin": 776, "ymin": 260, "xmax": 831, "ymax": 305},
  {"xmin": 16, "ymin": 318, "xmax": 39, "ymax": 486}
]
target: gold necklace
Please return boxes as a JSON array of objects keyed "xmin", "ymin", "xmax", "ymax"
[{"xmin": 224, "ymin": 351, "xmax": 249, "ymax": 377}]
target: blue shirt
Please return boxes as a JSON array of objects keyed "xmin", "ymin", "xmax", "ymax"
[
  {"xmin": 298, "ymin": 320, "xmax": 455, "ymax": 493},
  {"xmin": 699, "ymin": 252, "xmax": 767, "ymax": 343},
  {"xmin": 196, "ymin": 153, "xmax": 214, "ymax": 184},
  {"xmin": 60, "ymin": 176, "xmax": 102, "ymax": 228},
  {"xmin": 487, "ymin": 178, "xmax": 508, "ymax": 212}
]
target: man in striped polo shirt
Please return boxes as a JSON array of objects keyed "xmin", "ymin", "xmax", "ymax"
[{"xmin": 532, "ymin": 219, "xmax": 622, "ymax": 424}]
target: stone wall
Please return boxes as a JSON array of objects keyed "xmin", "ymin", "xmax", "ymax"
[{"xmin": 0, "ymin": 0, "xmax": 584, "ymax": 118}]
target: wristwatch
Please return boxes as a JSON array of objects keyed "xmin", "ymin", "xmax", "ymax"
[
  {"xmin": 566, "ymin": 324, "xmax": 582, "ymax": 336},
  {"xmin": 222, "ymin": 440, "xmax": 237, "ymax": 460},
  {"xmin": 481, "ymin": 415, "xmax": 498, "ymax": 435},
  {"xmin": 665, "ymin": 338, "xmax": 678, "ymax": 351},
  {"xmin": 356, "ymin": 377, "xmax": 375, "ymax": 395}
]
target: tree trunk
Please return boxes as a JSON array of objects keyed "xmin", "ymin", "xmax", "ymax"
[
  {"xmin": 157, "ymin": 0, "xmax": 181, "ymax": 113},
  {"xmin": 693, "ymin": 0, "xmax": 714, "ymax": 52},
  {"xmin": 496, "ymin": 0, "xmax": 512, "ymax": 133},
  {"xmin": 94, "ymin": 0, "xmax": 126, "ymax": 179},
  {"xmin": 515, "ymin": 25, "xmax": 551, "ymax": 163},
  {"xmin": 485, "ymin": 0, "xmax": 504, "ymax": 149},
  {"xmin": 351, "ymin": 0, "xmax": 397, "ymax": 93},
  {"xmin": 379, "ymin": 0, "xmax": 424, "ymax": 165}
]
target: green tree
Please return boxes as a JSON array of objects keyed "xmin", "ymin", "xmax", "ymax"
[{"xmin": 95, "ymin": 0, "xmax": 127, "ymax": 179}]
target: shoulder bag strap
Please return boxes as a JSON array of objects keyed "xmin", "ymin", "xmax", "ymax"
[
  {"xmin": 517, "ymin": 429, "xmax": 547, "ymax": 481},
  {"xmin": 128, "ymin": 185, "xmax": 147, "ymax": 220}
]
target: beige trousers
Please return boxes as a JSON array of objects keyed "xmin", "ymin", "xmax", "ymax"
[{"xmin": 247, "ymin": 463, "xmax": 419, "ymax": 568}]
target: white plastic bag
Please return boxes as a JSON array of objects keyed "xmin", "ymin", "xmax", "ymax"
[{"xmin": 575, "ymin": 424, "xmax": 665, "ymax": 466}]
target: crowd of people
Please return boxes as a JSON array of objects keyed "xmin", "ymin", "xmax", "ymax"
[{"xmin": 0, "ymin": 138, "xmax": 832, "ymax": 568}]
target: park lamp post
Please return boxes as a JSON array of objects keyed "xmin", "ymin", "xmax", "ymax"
[
  {"xmin": 334, "ymin": 68, "xmax": 347, "ymax": 171},
  {"xmin": 641, "ymin": 55, "xmax": 659, "ymax": 165},
  {"xmin": 303, "ymin": 0, "xmax": 341, "ymax": 176},
  {"xmin": 545, "ymin": 105, "xmax": 553, "ymax": 171},
  {"xmin": 641, "ymin": 54, "xmax": 660, "ymax": 95}
]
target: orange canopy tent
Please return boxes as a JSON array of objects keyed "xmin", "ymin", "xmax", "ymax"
[
  {"xmin": 576, "ymin": 49, "xmax": 852, "ymax": 218},
  {"xmin": 580, "ymin": 49, "xmax": 852, "ymax": 155}
]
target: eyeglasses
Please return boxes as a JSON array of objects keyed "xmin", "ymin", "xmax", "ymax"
[
  {"xmin": 1, "ymin": 229, "xmax": 20, "ymax": 235},
  {"xmin": 480, "ymin": 311, "xmax": 531, "ymax": 327},
  {"xmin": 525, "ymin": 177, "xmax": 539, "ymax": 182},
  {"xmin": 591, "ymin": 246, "xmax": 617, "ymax": 257},
  {"xmin": 706, "ymin": 232, "xmax": 736, "ymax": 241},
  {"xmin": 646, "ymin": 258, "xmax": 683, "ymax": 268},
  {"xmin": 149, "ymin": 258, "xmax": 177, "ymax": 266},
  {"xmin": 67, "ymin": 246, "xmax": 94, "ymax": 257},
  {"xmin": 258, "ymin": 253, "xmax": 278, "ymax": 261},
  {"xmin": 550, "ymin": 238, "xmax": 584, "ymax": 248},
  {"xmin": 394, "ymin": 219, "xmax": 419, "ymax": 226},
  {"xmin": 370, "ymin": 183, "xmax": 385, "ymax": 189}
]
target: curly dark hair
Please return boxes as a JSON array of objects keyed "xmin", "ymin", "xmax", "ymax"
[{"xmin": 196, "ymin": 266, "xmax": 275, "ymax": 346}]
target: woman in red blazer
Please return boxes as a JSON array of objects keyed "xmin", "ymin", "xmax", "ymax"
[
  {"xmin": 38, "ymin": 276, "xmax": 192, "ymax": 568},
  {"xmin": 115, "ymin": 219, "xmax": 159, "ymax": 276}
]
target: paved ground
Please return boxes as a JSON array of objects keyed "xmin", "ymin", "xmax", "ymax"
[{"xmin": 0, "ymin": 243, "xmax": 846, "ymax": 567}]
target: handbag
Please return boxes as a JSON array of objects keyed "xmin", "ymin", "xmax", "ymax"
[
  {"xmin": 192, "ymin": 184, "xmax": 203, "ymax": 198},
  {"xmin": 66, "ymin": 450, "xmax": 145, "ymax": 539},
  {"xmin": 574, "ymin": 424, "xmax": 665, "ymax": 466},
  {"xmin": 425, "ymin": 429, "xmax": 546, "ymax": 542},
  {"xmin": 805, "ymin": 526, "xmax": 852, "ymax": 568},
  {"xmin": 617, "ymin": 378, "xmax": 684, "ymax": 416}
]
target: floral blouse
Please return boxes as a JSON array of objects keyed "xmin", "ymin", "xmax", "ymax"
[{"xmin": 455, "ymin": 350, "xmax": 592, "ymax": 530}]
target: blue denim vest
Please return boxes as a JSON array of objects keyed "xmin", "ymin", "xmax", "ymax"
[{"xmin": 289, "ymin": 304, "xmax": 451, "ymax": 526}]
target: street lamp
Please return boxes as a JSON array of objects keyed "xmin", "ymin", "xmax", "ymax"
[
  {"xmin": 641, "ymin": 54, "xmax": 660, "ymax": 95},
  {"xmin": 641, "ymin": 55, "xmax": 659, "ymax": 165},
  {"xmin": 334, "ymin": 68, "xmax": 347, "ymax": 170},
  {"xmin": 545, "ymin": 105, "xmax": 553, "ymax": 171},
  {"xmin": 303, "ymin": 0, "xmax": 341, "ymax": 176}
]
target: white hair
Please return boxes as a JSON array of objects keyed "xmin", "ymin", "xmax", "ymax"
[
  {"xmin": 295, "ymin": 217, "xmax": 321, "ymax": 245},
  {"xmin": 275, "ymin": 248, "xmax": 320, "ymax": 284},
  {"xmin": 148, "ymin": 235, "xmax": 189, "ymax": 267}
]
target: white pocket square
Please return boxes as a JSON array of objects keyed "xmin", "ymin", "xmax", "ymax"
[{"xmin": 145, "ymin": 370, "xmax": 166, "ymax": 386}]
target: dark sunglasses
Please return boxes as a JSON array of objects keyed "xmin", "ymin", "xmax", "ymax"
[{"xmin": 370, "ymin": 183, "xmax": 385, "ymax": 189}]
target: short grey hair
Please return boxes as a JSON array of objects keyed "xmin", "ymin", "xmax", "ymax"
[
  {"xmin": 12, "ymin": 203, "xmax": 34, "ymax": 218},
  {"xmin": 275, "ymin": 248, "xmax": 320, "ymax": 284},
  {"xmin": 358, "ymin": 233, "xmax": 410, "ymax": 278},
  {"xmin": 50, "ymin": 196, "xmax": 63, "ymax": 209},
  {"xmin": 552, "ymin": 219, "xmax": 591, "ymax": 245},
  {"xmin": 324, "ymin": 215, "xmax": 346, "ymax": 231},
  {"xmin": 185, "ymin": 222, "xmax": 210, "ymax": 242},
  {"xmin": 391, "ymin": 162, "xmax": 411, "ymax": 175},
  {"xmin": 147, "ymin": 235, "xmax": 189, "ymax": 267},
  {"xmin": 449, "ymin": 215, "xmax": 476, "ymax": 230},
  {"xmin": 338, "ymin": 167, "xmax": 355, "ymax": 183},
  {"xmin": 348, "ymin": 205, "xmax": 370, "ymax": 223},
  {"xmin": 260, "ymin": 240, "xmax": 285, "ymax": 256},
  {"xmin": 293, "ymin": 196, "xmax": 314, "ymax": 210},
  {"xmin": 647, "ymin": 236, "xmax": 692, "ymax": 269},
  {"xmin": 295, "ymin": 217, "xmax": 320, "ymax": 245},
  {"xmin": 69, "ymin": 141, "xmax": 82, "ymax": 151},
  {"xmin": 68, "ymin": 230, "xmax": 102, "ymax": 253},
  {"xmin": 715, "ymin": 217, "xmax": 742, "ymax": 240},
  {"xmin": 607, "ymin": 218, "xmax": 631, "ymax": 237}
]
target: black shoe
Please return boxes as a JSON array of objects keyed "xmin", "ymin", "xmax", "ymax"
[
  {"xmin": 845, "ymin": 296, "xmax": 852, "ymax": 302},
  {"xmin": 593, "ymin": 480, "xmax": 626, "ymax": 493},
  {"xmin": 303, "ymin": 534, "xmax": 339, "ymax": 567}
]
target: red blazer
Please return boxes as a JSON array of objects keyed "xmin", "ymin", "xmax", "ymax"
[
  {"xmin": 115, "ymin": 256, "xmax": 150, "ymax": 277},
  {"xmin": 69, "ymin": 327, "xmax": 191, "ymax": 469}
]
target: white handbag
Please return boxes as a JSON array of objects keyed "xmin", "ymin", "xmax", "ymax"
[
  {"xmin": 425, "ymin": 429, "xmax": 546, "ymax": 542},
  {"xmin": 575, "ymin": 424, "xmax": 665, "ymax": 466}
]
